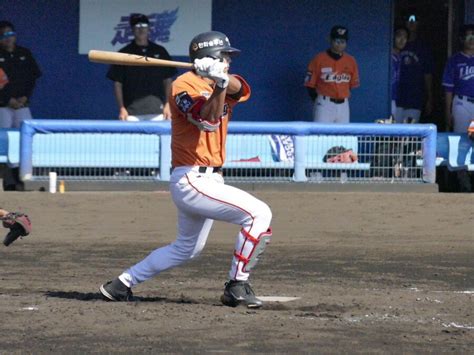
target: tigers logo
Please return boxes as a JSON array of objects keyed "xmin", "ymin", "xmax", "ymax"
[
  {"xmin": 459, "ymin": 65, "xmax": 474, "ymax": 80},
  {"xmin": 401, "ymin": 51, "xmax": 419, "ymax": 65}
]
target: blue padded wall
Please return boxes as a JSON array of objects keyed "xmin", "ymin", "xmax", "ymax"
[{"xmin": 0, "ymin": 0, "xmax": 392, "ymax": 122}]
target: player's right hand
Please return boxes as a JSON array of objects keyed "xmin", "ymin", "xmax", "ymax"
[
  {"xmin": 194, "ymin": 58, "xmax": 229, "ymax": 88},
  {"xmin": 8, "ymin": 98, "xmax": 21, "ymax": 110},
  {"xmin": 119, "ymin": 107, "xmax": 128, "ymax": 121}
]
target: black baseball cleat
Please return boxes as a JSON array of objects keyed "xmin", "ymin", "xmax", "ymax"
[
  {"xmin": 221, "ymin": 280, "xmax": 263, "ymax": 308},
  {"xmin": 99, "ymin": 278, "xmax": 134, "ymax": 302}
]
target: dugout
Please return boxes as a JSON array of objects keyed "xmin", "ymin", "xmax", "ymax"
[{"xmin": 1, "ymin": 0, "xmax": 472, "ymax": 127}]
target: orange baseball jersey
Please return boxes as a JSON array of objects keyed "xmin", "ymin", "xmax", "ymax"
[
  {"xmin": 170, "ymin": 71, "xmax": 251, "ymax": 167},
  {"xmin": 304, "ymin": 51, "xmax": 360, "ymax": 99},
  {"xmin": 0, "ymin": 68, "xmax": 8, "ymax": 89}
]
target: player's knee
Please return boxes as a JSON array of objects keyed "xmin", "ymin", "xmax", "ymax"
[
  {"xmin": 256, "ymin": 202, "xmax": 272, "ymax": 226},
  {"xmin": 171, "ymin": 241, "xmax": 197, "ymax": 259}
]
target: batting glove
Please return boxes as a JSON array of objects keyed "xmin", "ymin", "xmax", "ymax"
[
  {"xmin": 187, "ymin": 115, "xmax": 221, "ymax": 132},
  {"xmin": 194, "ymin": 58, "xmax": 229, "ymax": 89},
  {"xmin": 193, "ymin": 57, "xmax": 215, "ymax": 74},
  {"xmin": 208, "ymin": 61, "xmax": 229, "ymax": 89}
]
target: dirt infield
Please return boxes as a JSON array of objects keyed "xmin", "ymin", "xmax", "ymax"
[{"xmin": 0, "ymin": 191, "xmax": 473, "ymax": 353}]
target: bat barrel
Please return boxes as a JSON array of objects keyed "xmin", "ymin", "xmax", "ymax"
[{"xmin": 88, "ymin": 50, "xmax": 193, "ymax": 69}]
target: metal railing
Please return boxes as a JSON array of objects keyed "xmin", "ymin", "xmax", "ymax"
[{"xmin": 20, "ymin": 120, "xmax": 437, "ymax": 184}]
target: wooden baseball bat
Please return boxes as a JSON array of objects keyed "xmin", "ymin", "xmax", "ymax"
[{"xmin": 88, "ymin": 50, "xmax": 193, "ymax": 69}]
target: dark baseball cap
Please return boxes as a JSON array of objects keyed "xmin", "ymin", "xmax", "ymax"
[
  {"xmin": 0, "ymin": 21, "xmax": 14, "ymax": 32},
  {"xmin": 402, "ymin": 8, "xmax": 420, "ymax": 22},
  {"xmin": 129, "ymin": 14, "xmax": 149, "ymax": 28},
  {"xmin": 330, "ymin": 26, "xmax": 348, "ymax": 40},
  {"xmin": 460, "ymin": 24, "xmax": 474, "ymax": 37}
]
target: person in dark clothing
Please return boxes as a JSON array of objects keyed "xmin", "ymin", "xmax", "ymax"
[
  {"xmin": 0, "ymin": 21, "xmax": 41, "ymax": 128},
  {"xmin": 107, "ymin": 14, "xmax": 177, "ymax": 121},
  {"xmin": 396, "ymin": 11, "xmax": 434, "ymax": 123}
]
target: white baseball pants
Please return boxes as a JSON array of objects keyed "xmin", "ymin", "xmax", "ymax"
[
  {"xmin": 0, "ymin": 107, "xmax": 33, "ymax": 128},
  {"xmin": 452, "ymin": 95, "xmax": 474, "ymax": 133},
  {"xmin": 394, "ymin": 107, "xmax": 421, "ymax": 124},
  {"xmin": 313, "ymin": 96, "xmax": 350, "ymax": 123},
  {"xmin": 126, "ymin": 114, "xmax": 165, "ymax": 121},
  {"xmin": 119, "ymin": 166, "xmax": 272, "ymax": 288}
]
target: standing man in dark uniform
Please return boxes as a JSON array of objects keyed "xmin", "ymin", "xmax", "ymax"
[
  {"xmin": 396, "ymin": 11, "xmax": 434, "ymax": 123},
  {"xmin": 442, "ymin": 24, "xmax": 474, "ymax": 133},
  {"xmin": 107, "ymin": 14, "xmax": 177, "ymax": 121},
  {"xmin": 0, "ymin": 21, "xmax": 41, "ymax": 128}
]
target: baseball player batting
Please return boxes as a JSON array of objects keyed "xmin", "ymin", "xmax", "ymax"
[
  {"xmin": 442, "ymin": 24, "xmax": 474, "ymax": 133},
  {"xmin": 100, "ymin": 31, "xmax": 272, "ymax": 308}
]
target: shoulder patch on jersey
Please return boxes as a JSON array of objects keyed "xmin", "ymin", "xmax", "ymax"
[{"xmin": 175, "ymin": 91, "xmax": 194, "ymax": 113}]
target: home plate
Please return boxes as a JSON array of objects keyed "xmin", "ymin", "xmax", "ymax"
[{"xmin": 258, "ymin": 296, "xmax": 301, "ymax": 302}]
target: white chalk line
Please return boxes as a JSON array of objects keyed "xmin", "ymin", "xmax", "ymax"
[
  {"xmin": 442, "ymin": 322, "xmax": 474, "ymax": 330},
  {"xmin": 258, "ymin": 296, "xmax": 301, "ymax": 302},
  {"xmin": 20, "ymin": 306, "xmax": 38, "ymax": 311},
  {"xmin": 399, "ymin": 288, "xmax": 474, "ymax": 295}
]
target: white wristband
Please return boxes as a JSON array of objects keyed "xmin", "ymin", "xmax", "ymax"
[{"xmin": 215, "ymin": 74, "xmax": 229, "ymax": 89}]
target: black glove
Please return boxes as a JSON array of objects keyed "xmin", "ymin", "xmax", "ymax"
[{"xmin": 2, "ymin": 212, "xmax": 32, "ymax": 246}]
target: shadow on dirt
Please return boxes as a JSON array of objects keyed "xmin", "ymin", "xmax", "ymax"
[
  {"xmin": 44, "ymin": 291, "xmax": 214, "ymax": 305},
  {"xmin": 44, "ymin": 291, "xmax": 350, "ymax": 316}
]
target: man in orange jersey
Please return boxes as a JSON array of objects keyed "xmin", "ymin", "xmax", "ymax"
[
  {"xmin": 100, "ymin": 31, "xmax": 272, "ymax": 309},
  {"xmin": 305, "ymin": 26, "xmax": 360, "ymax": 123}
]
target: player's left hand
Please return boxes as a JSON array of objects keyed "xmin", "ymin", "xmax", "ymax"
[
  {"xmin": 193, "ymin": 57, "xmax": 216, "ymax": 76},
  {"xmin": 2, "ymin": 212, "xmax": 32, "ymax": 246}
]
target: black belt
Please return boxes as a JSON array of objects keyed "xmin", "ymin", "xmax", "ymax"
[
  {"xmin": 456, "ymin": 95, "xmax": 474, "ymax": 103},
  {"xmin": 323, "ymin": 96, "xmax": 345, "ymax": 104},
  {"xmin": 198, "ymin": 166, "xmax": 222, "ymax": 173}
]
